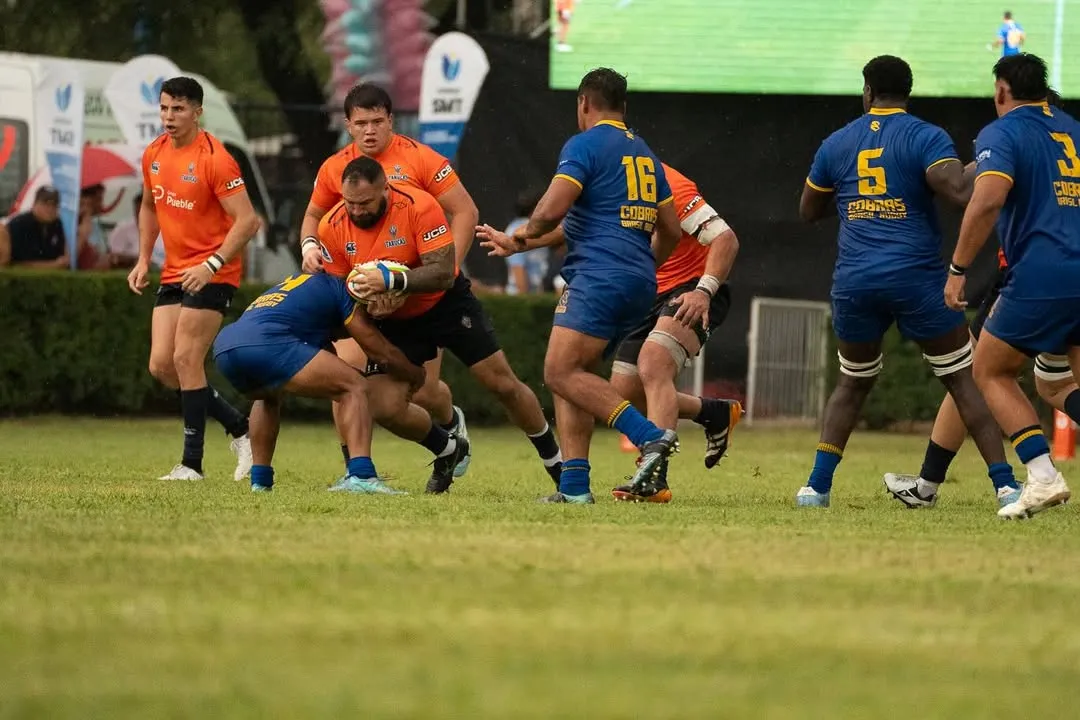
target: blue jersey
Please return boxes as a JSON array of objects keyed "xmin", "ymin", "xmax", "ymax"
[
  {"xmin": 555, "ymin": 120, "xmax": 673, "ymax": 282},
  {"xmin": 807, "ymin": 109, "xmax": 958, "ymax": 292},
  {"xmin": 216, "ymin": 273, "xmax": 358, "ymax": 351},
  {"xmin": 975, "ymin": 102, "xmax": 1080, "ymax": 299},
  {"xmin": 998, "ymin": 21, "xmax": 1024, "ymax": 56}
]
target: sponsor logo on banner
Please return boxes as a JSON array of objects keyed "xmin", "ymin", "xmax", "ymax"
[
  {"xmin": 104, "ymin": 55, "xmax": 183, "ymax": 148},
  {"xmin": 418, "ymin": 32, "xmax": 490, "ymax": 162},
  {"xmin": 36, "ymin": 62, "xmax": 85, "ymax": 269}
]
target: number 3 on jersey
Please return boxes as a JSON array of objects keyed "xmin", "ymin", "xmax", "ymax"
[
  {"xmin": 1051, "ymin": 133, "xmax": 1080, "ymax": 178},
  {"xmin": 857, "ymin": 148, "xmax": 887, "ymax": 196},
  {"xmin": 622, "ymin": 155, "xmax": 657, "ymax": 202}
]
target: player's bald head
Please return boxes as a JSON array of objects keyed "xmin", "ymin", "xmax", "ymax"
[
  {"xmin": 342, "ymin": 156, "xmax": 386, "ymax": 188},
  {"xmin": 994, "ymin": 53, "xmax": 1049, "ymax": 102},
  {"xmin": 862, "ymin": 56, "xmax": 913, "ymax": 104},
  {"xmin": 577, "ymin": 68, "xmax": 627, "ymax": 114}
]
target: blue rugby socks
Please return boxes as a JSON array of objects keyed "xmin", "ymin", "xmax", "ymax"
[
  {"xmin": 1010, "ymin": 425, "xmax": 1058, "ymax": 481},
  {"xmin": 807, "ymin": 443, "xmax": 843, "ymax": 494},
  {"xmin": 347, "ymin": 456, "xmax": 377, "ymax": 480},
  {"xmin": 559, "ymin": 459, "xmax": 591, "ymax": 497},
  {"xmin": 251, "ymin": 464, "xmax": 274, "ymax": 489},
  {"xmin": 609, "ymin": 400, "xmax": 663, "ymax": 447}
]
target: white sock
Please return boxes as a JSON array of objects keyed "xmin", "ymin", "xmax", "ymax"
[
  {"xmin": 543, "ymin": 451, "xmax": 563, "ymax": 467},
  {"xmin": 1025, "ymin": 453, "xmax": 1058, "ymax": 483},
  {"xmin": 438, "ymin": 436, "xmax": 457, "ymax": 458},
  {"xmin": 527, "ymin": 423, "xmax": 550, "ymax": 439},
  {"xmin": 916, "ymin": 478, "xmax": 941, "ymax": 497}
]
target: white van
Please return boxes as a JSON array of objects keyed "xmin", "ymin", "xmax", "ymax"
[{"xmin": 0, "ymin": 53, "xmax": 294, "ymax": 280}]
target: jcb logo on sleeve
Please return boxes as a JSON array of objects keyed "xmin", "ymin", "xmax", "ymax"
[
  {"xmin": 225, "ymin": 177, "xmax": 245, "ymax": 191},
  {"xmin": 682, "ymin": 195, "xmax": 703, "ymax": 214},
  {"xmin": 433, "ymin": 165, "xmax": 453, "ymax": 183},
  {"xmin": 422, "ymin": 225, "xmax": 449, "ymax": 243}
]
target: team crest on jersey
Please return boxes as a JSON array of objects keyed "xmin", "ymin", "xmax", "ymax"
[
  {"xmin": 385, "ymin": 237, "xmax": 407, "ymax": 248},
  {"xmin": 388, "ymin": 164, "xmax": 408, "ymax": 182},
  {"xmin": 461, "ymin": 314, "xmax": 472, "ymax": 329},
  {"xmin": 150, "ymin": 161, "xmax": 160, "ymax": 174},
  {"xmin": 870, "ymin": 120, "xmax": 881, "ymax": 132},
  {"xmin": 181, "ymin": 162, "xmax": 198, "ymax": 184},
  {"xmin": 345, "ymin": 241, "xmax": 356, "ymax": 254}
]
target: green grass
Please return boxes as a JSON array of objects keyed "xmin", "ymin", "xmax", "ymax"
[
  {"xmin": 551, "ymin": 0, "xmax": 1080, "ymax": 97},
  {"xmin": 2, "ymin": 417, "xmax": 1080, "ymax": 718}
]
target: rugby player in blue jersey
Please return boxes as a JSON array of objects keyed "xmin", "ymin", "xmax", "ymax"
[
  {"xmin": 795, "ymin": 55, "xmax": 1019, "ymax": 509},
  {"xmin": 213, "ymin": 272, "xmax": 437, "ymax": 494},
  {"xmin": 501, "ymin": 68, "xmax": 684, "ymax": 503},
  {"xmin": 946, "ymin": 53, "xmax": 1080, "ymax": 519}
]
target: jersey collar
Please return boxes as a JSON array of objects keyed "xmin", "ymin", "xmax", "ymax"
[
  {"xmin": 1008, "ymin": 101, "xmax": 1052, "ymax": 116},
  {"xmin": 868, "ymin": 108, "xmax": 906, "ymax": 116},
  {"xmin": 594, "ymin": 120, "xmax": 628, "ymax": 130}
]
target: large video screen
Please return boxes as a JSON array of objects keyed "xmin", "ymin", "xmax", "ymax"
[{"xmin": 549, "ymin": 0, "xmax": 1079, "ymax": 98}]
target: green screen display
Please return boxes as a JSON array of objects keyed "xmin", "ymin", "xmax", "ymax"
[{"xmin": 549, "ymin": 0, "xmax": 1078, "ymax": 98}]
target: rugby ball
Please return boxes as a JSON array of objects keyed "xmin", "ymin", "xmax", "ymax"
[{"xmin": 346, "ymin": 260, "xmax": 411, "ymax": 305}]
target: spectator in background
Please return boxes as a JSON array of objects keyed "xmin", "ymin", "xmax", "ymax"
[
  {"xmin": 504, "ymin": 187, "xmax": 549, "ymax": 295},
  {"xmin": 108, "ymin": 192, "xmax": 167, "ymax": 270},
  {"xmin": 80, "ymin": 185, "xmax": 109, "ymax": 257},
  {"xmin": 2, "ymin": 186, "xmax": 68, "ymax": 269}
]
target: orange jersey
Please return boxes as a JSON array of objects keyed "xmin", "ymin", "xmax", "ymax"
[
  {"xmin": 556, "ymin": 0, "xmax": 574, "ymax": 12},
  {"xmin": 655, "ymin": 163, "xmax": 712, "ymax": 294},
  {"xmin": 317, "ymin": 185, "xmax": 456, "ymax": 319},
  {"xmin": 142, "ymin": 131, "xmax": 247, "ymax": 287},
  {"xmin": 310, "ymin": 134, "xmax": 460, "ymax": 212}
]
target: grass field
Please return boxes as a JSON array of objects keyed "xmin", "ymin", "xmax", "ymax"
[
  {"xmin": 3, "ymin": 416, "xmax": 1080, "ymax": 718},
  {"xmin": 551, "ymin": 0, "xmax": 1080, "ymax": 97}
]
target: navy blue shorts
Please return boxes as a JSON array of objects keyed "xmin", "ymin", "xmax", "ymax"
[
  {"xmin": 214, "ymin": 341, "xmax": 320, "ymax": 395},
  {"xmin": 832, "ymin": 278, "xmax": 965, "ymax": 344},
  {"xmin": 553, "ymin": 270, "xmax": 656, "ymax": 354},
  {"xmin": 982, "ymin": 293, "xmax": 1080, "ymax": 355}
]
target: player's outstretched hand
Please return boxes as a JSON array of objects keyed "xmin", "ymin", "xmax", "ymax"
[
  {"xmin": 180, "ymin": 263, "xmax": 215, "ymax": 294},
  {"xmin": 944, "ymin": 274, "xmax": 968, "ymax": 310},
  {"xmin": 367, "ymin": 293, "xmax": 404, "ymax": 318},
  {"xmin": 671, "ymin": 289, "xmax": 710, "ymax": 330},
  {"xmin": 476, "ymin": 224, "xmax": 517, "ymax": 257},
  {"xmin": 127, "ymin": 261, "xmax": 150, "ymax": 295},
  {"xmin": 301, "ymin": 245, "xmax": 324, "ymax": 273}
]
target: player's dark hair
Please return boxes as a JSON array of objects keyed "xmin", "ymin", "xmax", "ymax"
[
  {"xmin": 1047, "ymin": 88, "xmax": 1063, "ymax": 107},
  {"xmin": 160, "ymin": 76, "xmax": 203, "ymax": 106},
  {"xmin": 1004, "ymin": 11, "xmax": 1012, "ymax": 20},
  {"xmin": 994, "ymin": 53, "xmax": 1049, "ymax": 101},
  {"xmin": 515, "ymin": 187, "xmax": 544, "ymax": 217},
  {"xmin": 577, "ymin": 68, "xmax": 627, "ymax": 113},
  {"xmin": 341, "ymin": 156, "xmax": 386, "ymax": 186},
  {"xmin": 344, "ymin": 83, "xmax": 393, "ymax": 118},
  {"xmin": 862, "ymin": 56, "xmax": 913, "ymax": 102}
]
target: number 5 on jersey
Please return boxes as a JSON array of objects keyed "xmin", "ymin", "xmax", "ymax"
[
  {"xmin": 622, "ymin": 155, "xmax": 657, "ymax": 202},
  {"xmin": 857, "ymin": 148, "xmax": 887, "ymax": 196}
]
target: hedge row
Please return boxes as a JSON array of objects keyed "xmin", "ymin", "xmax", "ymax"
[
  {"xmin": 0, "ymin": 271, "xmax": 1041, "ymax": 427},
  {"xmin": 0, "ymin": 270, "xmax": 559, "ymax": 423}
]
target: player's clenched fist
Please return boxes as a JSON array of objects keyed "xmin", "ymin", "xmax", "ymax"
[{"xmin": 300, "ymin": 242, "xmax": 325, "ymax": 273}]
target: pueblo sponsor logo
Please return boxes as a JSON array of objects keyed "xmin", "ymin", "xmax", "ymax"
[
  {"xmin": 422, "ymin": 224, "xmax": 449, "ymax": 243},
  {"xmin": 166, "ymin": 194, "xmax": 195, "ymax": 210}
]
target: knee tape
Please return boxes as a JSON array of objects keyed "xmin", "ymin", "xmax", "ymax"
[
  {"xmin": 838, "ymin": 351, "xmax": 883, "ymax": 378},
  {"xmin": 923, "ymin": 340, "xmax": 973, "ymax": 377},
  {"xmin": 611, "ymin": 360, "xmax": 639, "ymax": 376},
  {"xmin": 1035, "ymin": 353, "xmax": 1073, "ymax": 382},
  {"xmin": 646, "ymin": 330, "xmax": 691, "ymax": 369}
]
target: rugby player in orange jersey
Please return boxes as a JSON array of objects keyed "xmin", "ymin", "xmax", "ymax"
[
  {"xmin": 305, "ymin": 85, "xmax": 563, "ymax": 487},
  {"xmin": 478, "ymin": 162, "xmax": 741, "ymax": 502},
  {"xmin": 554, "ymin": 0, "xmax": 576, "ymax": 52},
  {"xmin": 126, "ymin": 77, "xmax": 261, "ymax": 482},
  {"xmin": 298, "ymin": 83, "xmax": 485, "ymax": 477},
  {"xmin": 317, "ymin": 157, "xmax": 477, "ymax": 493}
]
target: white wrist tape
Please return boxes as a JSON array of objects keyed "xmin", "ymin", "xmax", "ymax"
[
  {"xmin": 204, "ymin": 253, "xmax": 224, "ymax": 273},
  {"xmin": 301, "ymin": 237, "xmax": 319, "ymax": 253},
  {"xmin": 696, "ymin": 275, "xmax": 721, "ymax": 297},
  {"xmin": 681, "ymin": 202, "xmax": 730, "ymax": 246}
]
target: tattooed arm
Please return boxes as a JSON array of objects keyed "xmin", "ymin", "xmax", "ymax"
[{"xmin": 403, "ymin": 243, "xmax": 456, "ymax": 292}]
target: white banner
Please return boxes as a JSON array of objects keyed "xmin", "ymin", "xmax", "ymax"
[
  {"xmin": 35, "ymin": 61, "xmax": 85, "ymax": 270},
  {"xmin": 104, "ymin": 54, "xmax": 183, "ymax": 149},
  {"xmin": 418, "ymin": 32, "xmax": 489, "ymax": 161}
]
